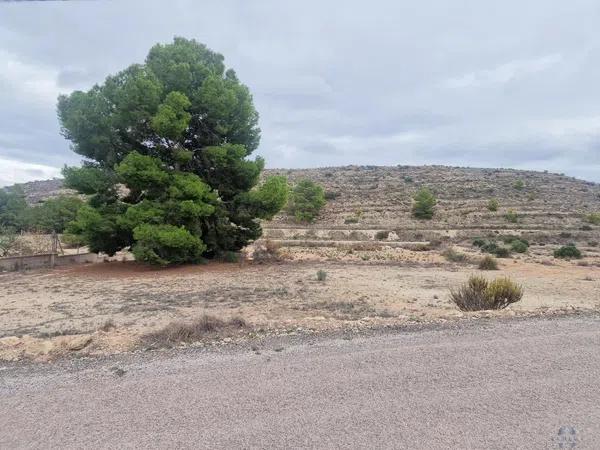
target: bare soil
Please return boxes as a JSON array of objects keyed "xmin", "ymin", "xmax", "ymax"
[{"xmin": 1, "ymin": 244, "xmax": 598, "ymax": 361}]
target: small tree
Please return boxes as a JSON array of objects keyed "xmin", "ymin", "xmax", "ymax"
[
  {"xmin": 288, "ymin": 179, "xmax": 325, "ymax": 223},
  {"xmin": 25, "ymin": 195, "xmax": 84, "ymax": 233},
  {"xmin": 487, "ymin": 198, "xmax": 499, "ymax": 212},
  {"xmin": 513, "ymin": 180, "xmax": 525, "ymax": 190},
  {"xmin": 412, "ymin": 187, "xmax": 436, "ymax": 219},
  {"xmin": 0, "ymin": 187, "xmax": 28, "ymax": 231}
]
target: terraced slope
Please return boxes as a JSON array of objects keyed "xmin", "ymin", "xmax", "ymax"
[
  {"xmin": 13, "ymin": 165, "xmax": 600, "ymax": 246},
  {"xmin": 262, "ymin": 166, "xmax": 600, "ymax": 247}
]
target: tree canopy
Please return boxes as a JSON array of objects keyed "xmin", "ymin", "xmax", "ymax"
[
  {"xmin": 288, "ymin": 179, "xmax": 326, "ymax": 223},
  {"xmin": 412, "ymin": 187, "xmax": 436, "ymax": 220},
  {"xmin": 58, "ymin": 37, "xmax": 288, "ymax": 264}
]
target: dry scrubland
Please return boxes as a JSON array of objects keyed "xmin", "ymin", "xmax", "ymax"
[{"xmin": 2, "ymin": 165, "xmax": 600, "ymax": 361}]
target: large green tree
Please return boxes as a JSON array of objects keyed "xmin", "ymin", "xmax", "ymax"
[{"xmin": 59, "ymin": 37, "xmax": 287, "ymax": 264}]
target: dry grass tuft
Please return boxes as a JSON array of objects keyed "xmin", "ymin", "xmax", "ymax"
[
  {"xmin": 142, "ymin": 315, "xmax": 248, "ymax": 348},
  {"xmin": 478, "ymin": 255, "xmax": 499, "ymax": 270},
  {"xmin": 450, "ymin": 275, "xmax": 523, "ymax": 311}
]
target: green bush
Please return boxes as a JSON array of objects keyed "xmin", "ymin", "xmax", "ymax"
[
  {"xmin": 288, "ymin": 179, "xmax": 326, "ymax": 223},
  {"xmin": 375, "ymin": 230, "xmax": 390, "ymax": 240},
  {"xmin": 513, "ymin": 180, "xmax": 525, "ymax": 190},
  {"xmin": 585, "ymin": 212, "xmax": 600, "ymax": 225},
  {"xmin": 316, "ymin": 269, "xmax": 327, "ymax": 281},
  {"xmin": 412, "ymin": 187, "xmax": 436, "ymax": 219},
  {"xmin": 472, "ymin": 238, "xmax": 486, "ymax": 247},
  {"xmin": 478, "ymin": 255, "xmax": 499, "ymax": 270},
  {"xmin": 494, "ymin": 247, "xmax": 511, "ymax": 258},
  {"xmin": 344, "ymin": 217, "xmax": 359, "ymax": 224},
  {"xmin": 510, "ymin": 240, "xmax": 529, "ymax": 253},
  {"xmin": 450, "ymin": 275, "xmax": 523, "ymax": 311},
  {"xmin": 324, "ymin": 190, "xmax": 340, "ymax": 200},
  {"xmin": 504, "ymin": 210, "xmax": 519, "ymax": 223},
  {"xmin": 480, "ymin": 241, "xmax": 499, "ymax": 254},
  {"xmin": 25, "ymin": 195, "xmax": 85, "ymax": 233},
  {"xmin": 0, "ymin": 187, "xmax": 28, "ymax": 231},
  {"xmin": 487, "ymin": 199, "xmax": 499, "ymax": 212},
  {"xmin": 554, "ymin": 244, "xmax": 582, "ymax": 259}
]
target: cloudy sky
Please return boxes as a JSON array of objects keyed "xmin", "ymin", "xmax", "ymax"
[{"xmin": 1, "ymin": 0, "xmax": 600, "ymax": 186}]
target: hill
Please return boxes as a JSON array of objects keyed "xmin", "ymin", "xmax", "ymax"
[{"xmin": 12, "ymin": 165, "xmax": 600, "ymax": 238}]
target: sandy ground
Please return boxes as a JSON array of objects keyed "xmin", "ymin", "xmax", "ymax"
[{"xmin": 0, "ymin": 244, "xmax": 599, "ymax": 361}]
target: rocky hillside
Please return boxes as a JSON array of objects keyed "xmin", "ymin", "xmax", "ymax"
[
  {"xmin": 13, "ymin": 165, "xmax": 600, "ymax": 236},
  {"xmin": 266, "ymin": 165, "xmax": 600, "ymax": 232}
]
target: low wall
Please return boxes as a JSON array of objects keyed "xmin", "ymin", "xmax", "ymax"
[{"xmin": 0, "ymin": 253, "xmax": 100, "ymax": 272}]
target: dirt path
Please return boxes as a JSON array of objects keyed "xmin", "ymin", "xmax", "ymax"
[{"xmin": 1, "ymin": 315, "xmax": 598, "ymax": 449}]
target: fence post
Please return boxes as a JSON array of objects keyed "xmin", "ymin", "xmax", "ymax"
[{"xmin": 50, "ymin": 231, "xmax": 57, "ymax": 268}]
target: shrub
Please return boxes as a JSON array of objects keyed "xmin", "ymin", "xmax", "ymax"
[
  {"xmin": 252, "ymin": 239, "xmax": 281, "ymax": 263},
  {"xmin": 288, "ymin": 179, "xmax": 326, "ymax": 223},
  {"xmin": 24, "ymin": 195, "xmax": 85, "ymax": 233},
  {"xmin": 559, "ymin": 232, "xmax": 572, "ymax": 239},
  {"xmin": 589, "ymin": 241, "xmax": 599, "ymax": 247},
  {"xmin": 220, "ymin": 251, "xmax": 239, "ymax": 263},
  {"xmin": 513, "ymin": 180, "xmax": 524, "ymax": 190},
  {"xmin": 412, "ymin": 187, "xmax": 437, "ymax": 219},
  {"xmin": 403, "ymin": 175, "xmax": 413, "ymax": 183},
  {"xmin": 472, "ymin": 238, "xmax": 486, "ymax": 247},
  {"xmin": 375, "ymin": 230, "xmax": 390, "ymax": 240},
  {"xmin": 324, "ymin": 190, "xmax": 341, "ymax": 200},
  {"xmin": 478, "ymin": 255, "xmax": 499, "ymax": 270},
  {"xmin": 0, "ymin": 229, "xmax": 16, "ymax": 257},
  {"xmin": 487, "ymin": 199, "xmax": 499, "ymax": 212},
  {"xmin": 450, "ymin": 275, "xmax": 523, "ymax": 311},
  {"xmin": 510, "ymin": 240, "xmax": 529, "ymax": 253},
  {"xmin": 480, "ymin": 241, "xmax": 499, "ymax": 254},
  {"xmin": 316, "ymin": 269, "xmax": 327, "ymax": 281},
  {"xmin": 442, "ymin": 248, "xmax": 468, "ymax": 263},
  {"xmin": 585, "ymin": 212, "xmax": 600, "ymax": 225},
  {"xmin": 580, "ymin": 225, "xmax": 593, "ymax": 231},
  {"xmin": 344, "ymin": 217, "xmax": 359, "ymax": 224},
  {"xmin": 554, "ymin": 244, "xmax": 582, "ymax": 259},
  {"xmin": 504, "ymin": 210, "xmax": 519, "ymax": 223},
  {"xmin": 142, "ymin": 315, "xmax": 247, "ymax": 348},
  {"xmin": 494, "ymin": 247, "xmax": 511, "ymax": 258}
]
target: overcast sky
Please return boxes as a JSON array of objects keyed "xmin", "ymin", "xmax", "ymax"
[{"xmin": 1, "ymin": 0, "xmax": 600, "ymax": 186}]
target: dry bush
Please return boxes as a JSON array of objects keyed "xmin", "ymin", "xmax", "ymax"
[
  {"xmin": 252, "ymin": 239, "xmax": 281, "ymax": 263},
  {"xmin": 478, "ymin": 255, "xmax": 499, "ymax": 270},
  {"xmin": 450, "ymin": 275, "xmax": 523, "ymax": 311},
  {"xmin": 442, "ymin": 248, "xmax": 469, "ymax": 263},
  {"xmin": 143, "ymin": 315, "xmax": 248, "ymax": 348}
]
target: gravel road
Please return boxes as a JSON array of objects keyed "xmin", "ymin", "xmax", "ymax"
[{"xmin": 1, "ymin": 315, "xmax": 599, "ymax": 449}]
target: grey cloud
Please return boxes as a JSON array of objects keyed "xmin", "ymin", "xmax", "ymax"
[{"xmin": 1, "ymin": 0, "xmax": 600, "ymax": 186}]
